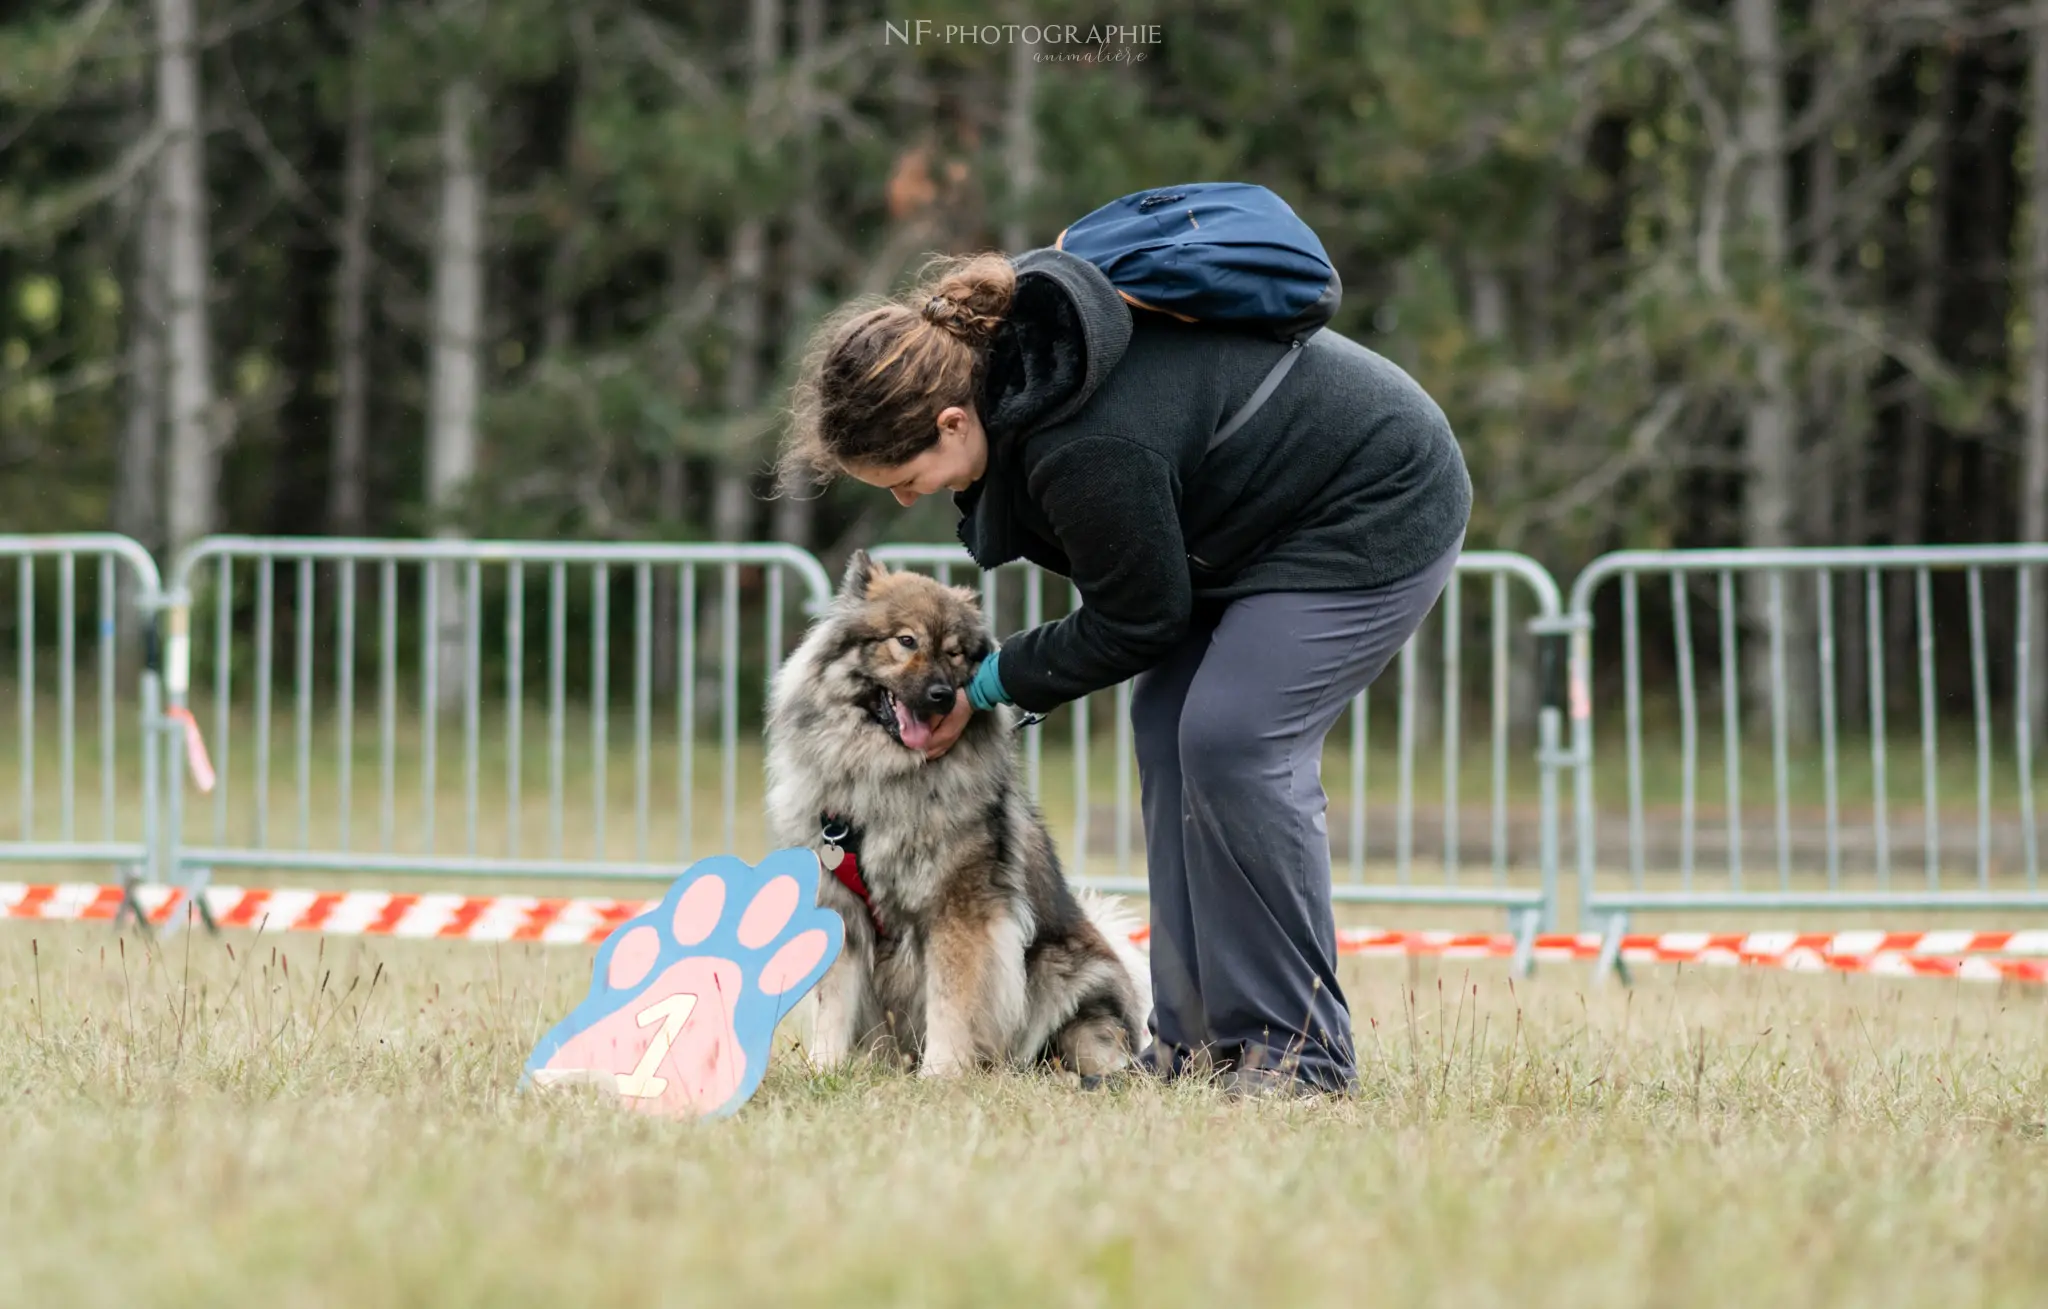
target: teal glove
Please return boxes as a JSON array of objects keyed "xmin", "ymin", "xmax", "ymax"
[{"xmin": 965, "ymin": 651, "xmax": 1011, "ymax": 711}]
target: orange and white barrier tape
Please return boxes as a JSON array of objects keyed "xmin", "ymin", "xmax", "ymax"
[
  {"xmin": 0, "ymin": 881, "xmax": 643, "ymax": 945},
  {"xmin": 1300, "ymin": 927, "xmax": 2048, "ymax": 985},
  {"xmin": 3, "ymin": 881, "xmax": 2045, "ymax": 984},
  {"xmin": 1132, "ymin": 923, "xmax": 2048, "ymax": 959},
  {"xmin": 1316, "ymin": 926, "xmax": 2048, "ymax": 962}
]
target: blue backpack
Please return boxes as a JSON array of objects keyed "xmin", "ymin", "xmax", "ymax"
[{"xmin": 1055, "ymin": 182, "xmax": 1340, "ymax": 450}]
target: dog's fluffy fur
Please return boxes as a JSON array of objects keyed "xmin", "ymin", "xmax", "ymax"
[{"xmin": 765, "ymin": 551, "xmax": 1151, "ymax": 1077}]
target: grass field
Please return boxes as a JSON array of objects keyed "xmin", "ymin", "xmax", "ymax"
[{"xmin": 2, "ymin": 920, "xmax": 2044, "ymax": 1307}]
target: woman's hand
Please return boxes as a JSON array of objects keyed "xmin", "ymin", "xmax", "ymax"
[{"xmin": 922, "ymin": 690, "xmax": 975, "ymax": 761}]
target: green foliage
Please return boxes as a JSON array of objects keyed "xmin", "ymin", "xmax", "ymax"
[{"xmin": 0, "ymin": 0, "xmax": 2035, "ymax": 578}]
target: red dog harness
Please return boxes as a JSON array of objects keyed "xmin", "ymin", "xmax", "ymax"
[{"xmin": 819, "ymin": 816, "xmax": 887, "ymax": 939}]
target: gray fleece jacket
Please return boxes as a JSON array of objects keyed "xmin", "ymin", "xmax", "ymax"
[{"xmin": 958, "ymin": 246, "xmax": 1472, "ymax": 715}]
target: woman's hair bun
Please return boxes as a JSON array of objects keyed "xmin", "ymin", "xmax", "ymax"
[{"xmin": 917, "ymin": 255, "xmax": 1015, "ymax": 348}]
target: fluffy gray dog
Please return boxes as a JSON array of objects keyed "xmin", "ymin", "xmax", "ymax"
[{"xmin": 765, "ymin": 551, "xmax": 1151, "ymax": 1078}]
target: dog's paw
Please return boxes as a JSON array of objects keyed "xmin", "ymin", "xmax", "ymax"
[{"xmin": 524, "ymin": 849, "xmax": 844, "ymax": 1118}]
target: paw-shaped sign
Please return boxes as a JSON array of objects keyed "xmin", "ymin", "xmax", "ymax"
[{"xmin": 523, "ymin": 849, "xmax": 843, "ymax": 1118}]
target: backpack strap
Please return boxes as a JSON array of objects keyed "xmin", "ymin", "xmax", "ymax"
[{"xmin": 1208, "ymin": 333, "xmax": 1312, "ymax": 453}]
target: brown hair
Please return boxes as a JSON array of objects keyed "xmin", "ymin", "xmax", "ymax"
[{"xmin": 777, "ymin": 252, "xmax": 1016, "ymax": 495}]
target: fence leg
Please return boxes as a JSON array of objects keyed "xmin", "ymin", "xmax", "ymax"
[
  {"xmin": 1592, "ymin": 910, "xmax": 1631, "ymax": 988},
  {"xmin": 181, "ymin": 865, "xmax": 218, "ymax": 937},
  {"xmin": 1509, "ymin": 907, "xmax": 1539, "ymax": 978},
  {"xmin": 113, "ymin": 862, "xmax": 155, "ymax": 939},
  {"xmin": 157, "ymin": 861, "xmax": 217, "ymax": 938}
]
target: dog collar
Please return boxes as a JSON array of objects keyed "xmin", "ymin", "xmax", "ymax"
[{"xmin": 819, "ymin": 815, "xmax": 887, "ymax": 939}]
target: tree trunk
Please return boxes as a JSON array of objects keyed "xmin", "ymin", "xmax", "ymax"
[
  {"xmin": 1888, "ymin": 57, "xmax": 1954, "ymax": 689},
  {"xmin": 2027, "ymin": 4, "xmax": 2048, "ymax": 744},
  {"xmin": 713, "ymin": 222, "xmax": 765, "ymax": 550},
  {"xmin": 770, "ymin": 0, "xmax": 822, "ymax": 553},
  {"xmin": 1469, "ymin": 267, "xmax": 1507, "ymax": 343},
  {"xmin": 1386, "ymin": 260, "xmax": 1438, "ymax": 747},
  {"xmin": 156, "ymin": 0, "xmax": 218, "ymax": 556},
  {"xmin": 330, "ymin": 0, "xmax": 379, "ymax": 539},
  {"xmin": 696, "ymin": 0, "xmax": 778, "ymax": 711},
  {"xmin": 652, "ymin": 239, "xmax": 701, "ymax": 697},
  {"xmin": 1809, "ymin": 9, "xmax": 1862, "ymax": 728},
  {"xmin": 542, "ymin": 228, "xmax": 580, "ymax": 358},
  {"xmin": 1001, "ymin": 13, "xmax": 1039, "ymax": 253},
  {"xmin": 1734, "ymin": 0, "xmax": 1811, "ymax": 744},
  {"xmin": 1805, "ymin": 31, "xmax": 1843, "ymax": 554},
  {"xmin": 699, "ymin": 227, "xmax": 764, "ymax": 712},
  {"xmin": 653, "ymin": 448, "xmax": 690, "ymax": 699},
  {"xmin": 715, "ymin": 0, "xmax": 777, "ymax": 546},
  {"xmin": 1468, "ymin": 260, "xmax": 1536, "ymax": 738},
  {"xmin": 713, "ymin": 0, "xmax": 776, "ymax": 549},
  {"xmin": 428, "ymin": 78, "xmax": 484, "ymax": 714},
  {"xmin": 115, "ymin": 167, "xmax": 165, "ymax": 556}
]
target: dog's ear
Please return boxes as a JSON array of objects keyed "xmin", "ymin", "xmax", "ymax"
[{"xmin": 839, "ymin": 549, "xmax": 884, "ymax": 600}]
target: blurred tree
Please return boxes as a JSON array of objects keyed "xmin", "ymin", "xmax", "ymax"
[
  {"xmin": 113, "ymin": 124, "xmax": 162, "ymax": 558},
  {"xmin": 155, "ymin": 0, "xmax": 217, "ymax": 556},
  {"xmin": 0, "ymin": 0, "xmax": 2044, "ymax": 714},
  {"xmin": 427, "ymin": 58, "xmax": 483, "ymax": 710},
  {"xmin": 329, "ymin": 0, "xmax": 378, "ymax": 540},
  {"xmin": 2027, "ymin": 0, "xmax": 2048, "ymax": 742}
]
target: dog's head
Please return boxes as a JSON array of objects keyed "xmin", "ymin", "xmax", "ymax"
[{"xmin": 797, "ymin": 550, "xmax": 999, "ymax": 760}]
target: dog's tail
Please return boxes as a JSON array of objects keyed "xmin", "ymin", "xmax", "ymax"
[{"xmin": 1076, "ymin": 887, "xmax": 1153, "ymax": 1024}]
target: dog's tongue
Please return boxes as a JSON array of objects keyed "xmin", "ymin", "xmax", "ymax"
[{"xmin": 893, "ymin": 697, "xmax": 937, "ymax": 751}]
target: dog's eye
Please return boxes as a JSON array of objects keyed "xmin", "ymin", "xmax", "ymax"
[{"xmin": 895, "ymin": 634, "xmax": 918, "ymax": 651}]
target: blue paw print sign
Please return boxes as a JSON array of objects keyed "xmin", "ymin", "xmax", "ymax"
[{"xmin": 524, "ymin": 848, "xmax": 843, "ymax": 1119}]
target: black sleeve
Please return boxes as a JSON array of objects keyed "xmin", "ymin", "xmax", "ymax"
[{"xmin": 993, "ymin": 436, "xmax": 1192, "ymax": 713}]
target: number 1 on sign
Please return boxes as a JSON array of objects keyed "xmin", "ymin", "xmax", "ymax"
[{"xmin": 614, "ymin": 993, "xmax": 699, "ymax": 1099}]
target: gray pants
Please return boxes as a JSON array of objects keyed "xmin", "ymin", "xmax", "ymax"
[{"xmin": 1132, "ymin": 537, "xmax": 1463, "ymax": 1090}]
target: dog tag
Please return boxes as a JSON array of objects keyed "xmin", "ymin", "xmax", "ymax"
[{"xmin": 819, "ymin": 818, "xmax": 853, "ymax": 874}]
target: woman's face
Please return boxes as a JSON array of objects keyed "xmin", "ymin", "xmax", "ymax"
[{"xmin": 843, "ymin": 405, "xmax": 990, "ymax": 507}]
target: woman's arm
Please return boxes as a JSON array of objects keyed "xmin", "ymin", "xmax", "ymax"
[{"xmin": 971, "ymin": 434, "xmax": 1193, "ymax": 714}]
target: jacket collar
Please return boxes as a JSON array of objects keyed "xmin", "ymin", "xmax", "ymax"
[
  {"xmin": 956, "ymin": 247, "xmax": 1132, "ymax": 569},
  {"xmin": 977, "ymin": 247, "xmax": 1132, "ymax": 440}
]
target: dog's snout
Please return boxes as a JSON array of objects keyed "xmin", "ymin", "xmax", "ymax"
[{"xmin": 924, "ymin": 681, "xmax": 956, "ymax": 710}]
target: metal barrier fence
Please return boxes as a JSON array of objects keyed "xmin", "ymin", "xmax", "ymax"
[
  {"xmin": 23, "ymin": 530, "xmax": 2048, "ymax": 969},
  {"xmin": 871, "ymin": 544, "xmax": 1569, "ymax": 960},
  {"xmin": 156, "ymin": 538, "xmax": 832, "ymax": 918},
  {"xmin": 1567, "ymin": 546, "xmax": 2048, "ymax": 975},
  {"xmin": 0, "ymin": 535, "xmax": 166, "ymax": 895}
]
